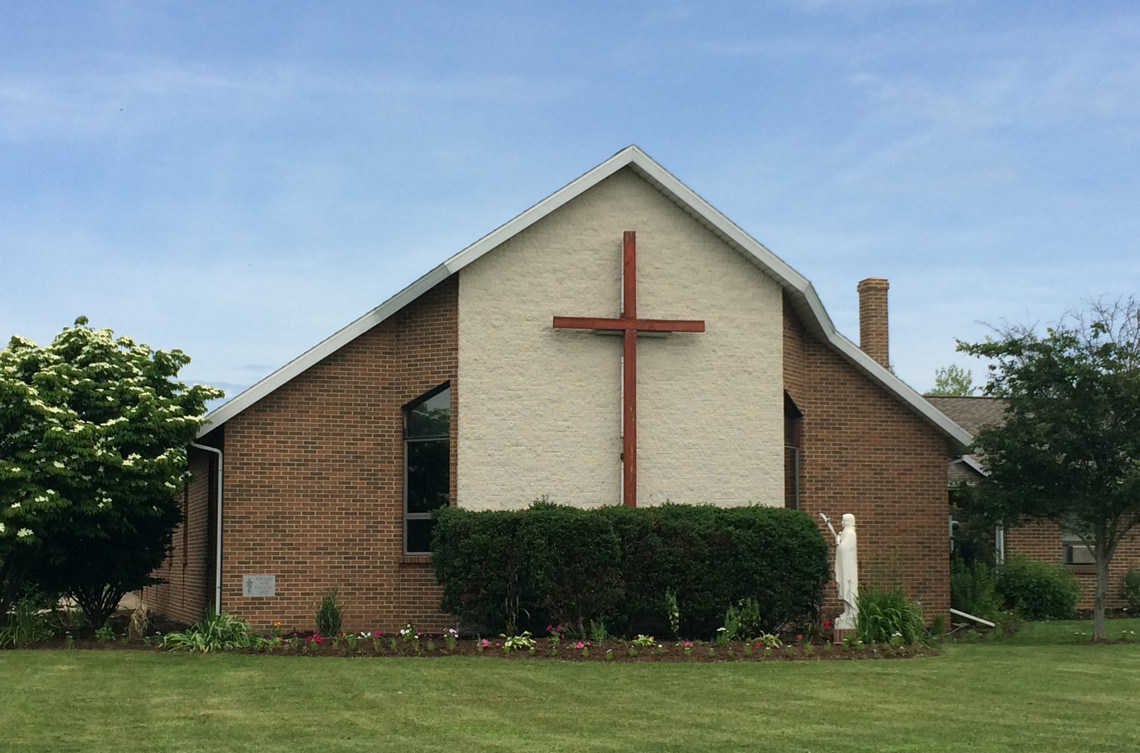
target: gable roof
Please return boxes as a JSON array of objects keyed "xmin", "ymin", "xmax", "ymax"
[{"xmin": 199, "ymin": 145, "xmax": 971, "ymax": 451}]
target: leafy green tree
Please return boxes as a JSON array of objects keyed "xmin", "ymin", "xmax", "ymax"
[
  {"xmin": 0, "ymin": 318, "xmax": 222, "ymax": 625},
  {"xmin": 958, "ymin": 299, "xmax": 1140, "ymax": 640},
  {"xmin": 929, "ymin": 364, "xmax": 976, "ymax": 396}
]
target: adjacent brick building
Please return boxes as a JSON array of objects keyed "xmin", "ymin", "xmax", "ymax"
[
  {"xmin": 146, "ymin": 147, "xmax": 971, "ymax": 633},
  {"xmin": 927, "ymin": 395, "xmax": 1140, "ymax": 611}
]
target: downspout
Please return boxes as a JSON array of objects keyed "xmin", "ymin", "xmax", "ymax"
[{"xmin": 189, "ymin": 441, "xmax": 224, "ymax": 614}]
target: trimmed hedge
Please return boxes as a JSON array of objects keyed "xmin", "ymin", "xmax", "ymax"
[{"xmin": 432, "ymin": 501, "xmax": 828, "ymax": 638}]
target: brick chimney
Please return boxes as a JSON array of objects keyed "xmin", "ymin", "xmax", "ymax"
[{"xmin": 857, "ymin": 277, "xmax": 890, "ymax": 368}]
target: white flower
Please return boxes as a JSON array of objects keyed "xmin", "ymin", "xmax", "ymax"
[
  {"xmin": 10, "ymin": 502, "xmax": 20, "ymax": 509},
  {"xmin": 53, "ymin": 460, "xmax": 65, "ymax": 469},
  {"xmin": 16, "ymin": 528, "xmax": 32, "ymax": 538},
  {"xmin": 0, "ymin": 522, "xmax": 5, "ymax": 533}
]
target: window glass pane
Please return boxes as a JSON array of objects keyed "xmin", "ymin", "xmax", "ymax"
[
  {"xmin": 407, "ymin": 439, "xmax": 449, "ymax": 513},
  {"xmin": 406, "ymin": 519, "xmax": 435, "ymax": 554},
  {"xmin": 784, "ymin": 446, "xmax": 799, "ymax": 510},
  {"xmin": 407, "ymin": 388, "xmax": 450, "ymax": 437}
]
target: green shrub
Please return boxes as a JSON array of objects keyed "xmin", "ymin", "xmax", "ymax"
[
  {"xmin": 723, "ymin": 597, "xmax": 763, "ymax": 641},
  {"xmin": 1122, "ymin": 568, "xmax": 1140, "ymax": 613},
  {"xmin": 315, "ymin": 589, "xmax": 343, "ymax": 637},
  {"xmin": 950, "ymin": 557, "xmax": 1000, "ymax": 619},
  {"xmin": 432, "ymin": 501, "xmax": 828, "ymax": 638},
  {"xmin": 599, "ymin": 504, "xmax": 827, "ymax": 637},
  {"xmin": 431, "ymin": 506, "xmax": 537, "ymax": 635},
  {"xmin": 996, "ymin": 554, "xmax": 1079, "ymax": 620},
  {"xmin": 161, "ymin": 610, "xmax": 267, "ymax": 652},
  {"xmin": 517, "ymin": 501, "xmax": 623, "ymax": 637},
  {"xmin": 94, "ymin": 622, "xmax": 117, "ymax": 643},
  {"xmin": 0, "ymin": 597, "xmax": 56, "ymax": 648},
  {"xmin": 855, "ymin": 588, "xmax": 925, "ymax": 645}
]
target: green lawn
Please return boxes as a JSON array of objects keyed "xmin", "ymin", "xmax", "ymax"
[{"xmin": 3, "ymin": 631, "xmax": 1139, "ymax": 752}]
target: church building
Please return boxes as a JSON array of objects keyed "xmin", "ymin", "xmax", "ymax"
[{"xmin": 146, "ymin": 146, "xmax": 971, "ymax": 633}]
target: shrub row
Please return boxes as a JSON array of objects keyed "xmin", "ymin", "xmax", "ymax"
[{"xmin": 431, "ymin": 501, "xmax": 828, "ymax": 639}]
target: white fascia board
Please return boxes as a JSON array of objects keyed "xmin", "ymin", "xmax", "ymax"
[
  {"xmin": 443, "ymin": 146, "xmax": 839, "ymax": 339},
  {"xmin": 826, "ymin": 332, "xmax": 973, "ymax": 452},
  {"xmin": 198, "ymin": 144, "xmax": 973, "ymax": 452},
  {"xmin": 961, "ymin": 454, "xmax": 988, "ymax": 476},
  {"xmin": 447, "ymin": 147, "xmax": 808, "ymax": 302},
  {"xmin": 197, "ymin": 264, "xmax": 451, "ymax": 437},
  {"xmin": 619, "ymin": 151, "xmax": 969, "ymax": 449},
  {"xmin": 443, "ymin": 145, "xmax": 646, "ymax": 273}
]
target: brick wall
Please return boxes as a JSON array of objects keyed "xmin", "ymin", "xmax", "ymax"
[
  {"xmin": 1005, "ymin": 520, "xmax": 1140, "ymax": 611},
  {"xmin": 784, "ymin": 298, "xmax": 951, "ymax": 624},
  {"xmin": 857, "ymin": 278, "xmax": 890, "ymax": 369},
  {"xmin": 145, "ymin": 449, "xmax": 214, "ymax": 625},
  {"xmin": 151, "ymin": 277, "xmax": 459, "ymax": 634}
]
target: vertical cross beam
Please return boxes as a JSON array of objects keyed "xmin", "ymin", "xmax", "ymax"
[
  {"xmin": 621, "ymin": 231, "xmax": 638, "ymax": 509},
  {"xmin": 553, "ymin": 231, "xmax": 705, "ymax": 507}
]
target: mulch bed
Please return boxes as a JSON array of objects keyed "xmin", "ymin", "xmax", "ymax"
[{"xmin": 33, "ymin": 635, "xmax": 938, "ymax": 662}]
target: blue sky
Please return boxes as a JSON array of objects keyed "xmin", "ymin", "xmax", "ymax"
[{"xmin": 2, "ymin": 1, "xmax": 1137, "ymax": 401}]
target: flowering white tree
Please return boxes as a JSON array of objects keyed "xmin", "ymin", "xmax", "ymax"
[{"xmin": 0, "ymin": 318, "xmax": 222, "ymax": 625}]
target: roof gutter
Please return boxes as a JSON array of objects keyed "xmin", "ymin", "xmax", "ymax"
[{"xmin": 189, "ymin": 441, "xmax": 224, "ymax": 614}]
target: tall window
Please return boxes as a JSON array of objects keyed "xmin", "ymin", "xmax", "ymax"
[
  {"xmin": 404, "ymin": 383, "xmax": 450, "ymax": 554},
  {"xmin": 784, "ymin": 394, "xmax": 802, "ymax": 510}
]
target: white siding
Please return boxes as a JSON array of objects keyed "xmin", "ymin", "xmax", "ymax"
[{"xmin": 457, "ymin": 168, "xmax": 783, "ymax": 509}]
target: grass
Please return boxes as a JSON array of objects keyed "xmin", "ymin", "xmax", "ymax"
[
  {"xmin": 995, "ymin": 617, "xmax": 1140, "ymax": 644},
  {"xmin": 2, "ymin": 624, "xmax": 1139, "ymax": 752}
]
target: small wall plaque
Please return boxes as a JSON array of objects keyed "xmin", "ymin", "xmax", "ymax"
[{"xmin": 242, "ymin": 575, "xmax": 276, "ymax": 597}]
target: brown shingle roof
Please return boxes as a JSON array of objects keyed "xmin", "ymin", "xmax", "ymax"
[{"xmin": 925, "ymin": 396, "xmax": 1008, "ymax": 436}]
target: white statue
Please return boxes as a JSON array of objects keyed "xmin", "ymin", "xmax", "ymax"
[{"xmin": 822, "ymin": 513, "xmax": 859, "ymax": 630}]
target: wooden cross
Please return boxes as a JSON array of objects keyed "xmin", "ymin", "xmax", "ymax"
[{"xmin": 553, "ymin": 231, "xmax": 705, "ymax": 507}]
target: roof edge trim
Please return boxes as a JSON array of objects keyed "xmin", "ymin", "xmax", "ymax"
[
  {"xmin": 197, "ymin": 264, "xmax": 451, "ymax": 435},
  {"xmin": 196, "ymin": 145, "xmax": 972, "ymax": 451}
]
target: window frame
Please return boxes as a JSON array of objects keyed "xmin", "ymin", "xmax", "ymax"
[
  {"xmin": 403, "ymin": 382, "xmax": 451, "ymax": 555},
  {"xmin": 784, "ymin": 394, "xmax": 803, "ymax": 510}
]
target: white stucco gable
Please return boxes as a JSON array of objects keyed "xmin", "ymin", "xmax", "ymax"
[{"xmin": 456, "ymin": 167, "xmax": 784, "ymax": 508}]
